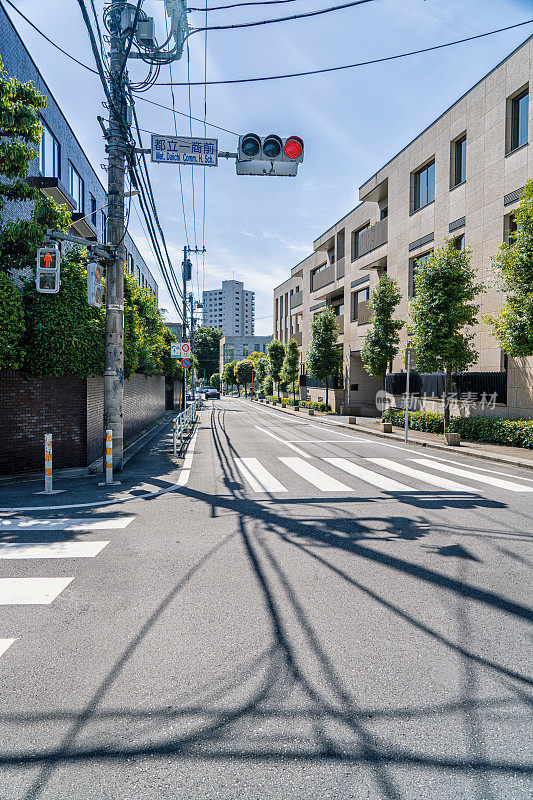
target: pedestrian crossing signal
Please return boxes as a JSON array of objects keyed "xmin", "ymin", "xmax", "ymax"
[
  {"xmin": 36, "ymin": 247, "xmax": 61, "ymax": 293},
  {"xmin": 87, "ymin": 261, "xmax": 103, "ymax": 308}
]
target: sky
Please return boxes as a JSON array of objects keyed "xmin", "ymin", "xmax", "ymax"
[{"xmin": 4, "ymin": 0, "xmax": 533, "ymax": 333}]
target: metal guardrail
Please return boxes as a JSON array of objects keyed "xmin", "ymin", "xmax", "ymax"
[{"xmin": 172, "ymin": 399, "xmax": 202, "ymax": 456}]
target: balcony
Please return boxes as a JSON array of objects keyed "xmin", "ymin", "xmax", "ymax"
[
  {"xmin": 335, "ymin": 257, "xmax": 345, "ymax": 280},
  {"xmin": 335, "ymin": 316, "xmax": 344, "ymax": 335},
  {"xmin": 357, "ymin": 218, "xmax": 387, "ymax": 258},
  {"xmin": 71, "ymin": 212, "xmax": 98, "ymax": 241},
  {"xmin": 294, "ymin": 331, "xmax": 302, "ymax": 346},
  {"xmin": 26, "ymin": 176, "xmax": 75, "ymax": 210},
  {"xmin": 290, "ymin": 290, "xmax": 303, "ymax": 308},
  {"xmin": 311, "ymin": 263, "xmax": 335, "ymax": 292},
  {"xmin": 356, "ymin": 300, "xmax": 372, "ymax": 325}
]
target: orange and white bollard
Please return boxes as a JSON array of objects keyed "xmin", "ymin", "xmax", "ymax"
[
  {"xmin": 44, "ymin": 433, "xmax": 53, "ymax": 494},
  {"xmin": 105, "ymin": 429, "xmax": 113, "ymax": 484}
]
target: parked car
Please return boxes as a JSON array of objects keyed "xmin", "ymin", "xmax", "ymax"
[{"xmin": 205, "ymin": 388, "xmax": 220, "ymax": 400}]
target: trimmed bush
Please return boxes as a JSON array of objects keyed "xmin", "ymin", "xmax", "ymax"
[{"xmin": 381, "ymin": 408, "xmax": 533, "ymax": 448}]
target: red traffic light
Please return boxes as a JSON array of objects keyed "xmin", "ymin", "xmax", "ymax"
[{"xmin": 284, "ymin": 136, "xmax": 303, "ymax": 160}]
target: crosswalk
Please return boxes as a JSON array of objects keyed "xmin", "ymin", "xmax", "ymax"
[
  {"xmin": 0, "ymin": 515, "xmax": 134, "ymax": 661},
  {"xmin": 232, "ymin": 455, "xmax": 533, "ymax": 496}
]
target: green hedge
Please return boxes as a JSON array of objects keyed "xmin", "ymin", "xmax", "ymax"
[
  {"xmin": 382, "ymin": 408, "xmax": 533, "ymax": 448},
  {"xmin": 265, "ymin": 395, "xmax": 331, "ymax": 412}
]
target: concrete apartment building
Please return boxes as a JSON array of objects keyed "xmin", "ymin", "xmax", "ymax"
[
  {"xmin": 274, "ymin": 35, "xmax": 533, "ymax": 417},
  {"xmin": 0, "ymin": 4, "xmax": 158, "ymax": 298},
  {"xmin": 203, "ymin": 280, "xmax": 255, "ymax": 336}
]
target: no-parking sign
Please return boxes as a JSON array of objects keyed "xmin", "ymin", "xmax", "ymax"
[{"xmin": 181, "ymin": 358, "xmax": 191, "ymax": 369}]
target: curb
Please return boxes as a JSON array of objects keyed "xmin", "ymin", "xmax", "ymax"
[{"xmin": 248, "ymin": 399, "xmax": 533, "ymax": 472}]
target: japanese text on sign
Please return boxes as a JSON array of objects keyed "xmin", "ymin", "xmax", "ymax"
[{"xmin": 151, "ymin": 134, "xmax": 218, "ymax": 166}]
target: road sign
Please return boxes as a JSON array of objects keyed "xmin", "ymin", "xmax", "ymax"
[
  {"xmin": 151, "ymin": 134, "xmax": 218, "ymax": 166},
  {"xmin": 171, "ymin": 342, "xmax": 191, "ymax": 359},
  {"xmin": 170, "ymin": 343, "xmax": 179, "ymax": 358},
  {"xmin": 87, "ymin": 261, "xmax": 102, "ymax": 308},
  {"xmin": 181, "ymin": 358, "xmax": 191, "ymax": 369},
  {"xmin": 180, "ymin": 342, "xmax": 190, "ymax": 355}
]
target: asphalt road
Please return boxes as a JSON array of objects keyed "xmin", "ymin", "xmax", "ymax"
[{"xmin": 0, "ymin": 396, "xmax": 532, "ymax": 799}]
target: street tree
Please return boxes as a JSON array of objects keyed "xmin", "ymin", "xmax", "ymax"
[
  {"xmin": 485, "ymin": 180, "xmax": 533, "ymax": 357},
  {"xmin": 410, "ymin": 238, "xmax": 483, "ymax": 430},
  {"xmin": 281, "ymin": 338, "xmax": 300, "ymax": 401},
  {"xmin": 222, "ymin": 360, "xmax": 237, "ymax": 393},
  {"xmin": 267, "ymin": 339, "xmax": 285, "ymax": 398},
  {"xmin": 236, "ymin": 358, "xmax": 253, "ymax": 397},
  {"xmin": 361, "ymin": 275, "xmax": 403, "ymax": 384},
  {"xmin": 193, "ymin": 327, "xmax": 223, "ymax": 382},
  {"xmin": 306, "ymin": 308, "xmax": 341, "ymax": 409},
  {"xmin": 210, "ymin": 372, "xmax": 220, "ymax": 390}
]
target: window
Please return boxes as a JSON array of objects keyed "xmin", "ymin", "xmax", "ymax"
[
  {"xmin": 327, "ymin": 247, "xmax": 335, "ymax": 265},
  {"xmin": 380, "ymin": 207, "xmax": 388, "ymax": 220},
  {"xmin": 505, "ymin": 213, "xmax": 519, "ymax": 246},
  {"xmin": 69, "ymin": 163, "xmax": 84, "ymax": 212},
  {"xmin": 409, "ymin": 250, "xmax": 432, "ymax": 297},
  {"xmin": 336, "ymin": 230, "xmax": 345, "ymax": 259},
  {"xmin": 101, "ymin": 212, "xmax": 107, "ymax": 243},
  {"xmin": 413, "ymin": 160, "xmax": 435, "ymax": 211},
  {"xmin": 312, "ymin": 263, "xmax": 328, "ymax": 276},
  {"xmin": 452, "ymin": 135, "xmax": 466, "ymax": 187},
  {"xmin": 453, "ymin": 234, "xmax": 465, "ymax": 251},
  {"xmin": 351, "ymin": 223, "xmax": 370, "ymax": 260},
  {"xmin": 510, "ymin": 89, "xmax": 529, "ymax": 152},
  {"xmin": 351, "ymin": 287, "xmax": 369, "ymax": 321},
  {"xmin": 90, "ymin": 194, "xmax": 97, "ymax": 226},
  {"xmin": 39, "ymin": 121, "xmax": 60, "ymax": 178}
]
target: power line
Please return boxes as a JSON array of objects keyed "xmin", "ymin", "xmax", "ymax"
[
  {"xmin": 202, "ymin": 0, "xmax": 208, "ymax": 297},
  {"xmin": 1, "ymin": 0, "xmax": 98, "ymax": 74},
  {"xmin": 189, "ymin": 0, "xmax": 300, "ymax": 9},
  {"xmin": 133, "ymin": 96, "xmax": 239, "ymax": 135},
  {"xmin": 158, "ymin": 18, "xmax": 533, "ymax": 85},
  {"xmin": 192, "ymin": 0, "xmax": 377, "ymax": 31}
]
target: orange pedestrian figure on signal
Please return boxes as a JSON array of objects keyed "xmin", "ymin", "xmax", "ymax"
[{"xmin": 43, "ymin": 251, "xmax": 53, "ymax": 268}]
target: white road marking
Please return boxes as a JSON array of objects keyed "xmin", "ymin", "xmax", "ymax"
[
  {"xmin": 324, "ymin": 458, "xmax": 415, "ymax": 491},
  {"xmin": 234, "ymin": 458, "xmax": 288, "ymax": 493},
  {"xmin": 254, "ymin": 426, "xmax": 310, "ymax": 457},
  {"xmin": 0, "ymin": 517, "xmax": 133, "ymax": 531},
  {"xmin": 0, "ymin": 638, "xmax": 17, "ymax": 659},
  {"xmin": 286, "ymin": 438, "xmax": 369, "ymax": 444},
  {"xmin": 410, "ymin": 459, "xmax": 533, "ymax": 492},
  {"xmin": 176, "ymin": 424, "xmax": 199, "ymax": 486},
  {"xmin": 0, "ymin": 541, "xmax": 109, "ymax": 559},
  {"xmin": 0, "ymin": 577, "xmax": 74, "ymax": 605},
  {"xmin": 279, "ymin": 457, "xmax": 352, "ymax": 491},
  {"xmin": 368, "ymin": 459, "xmax": 477, "ymax": 492}
]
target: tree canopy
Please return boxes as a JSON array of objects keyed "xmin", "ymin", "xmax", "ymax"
[
  {"xmin": 280, "ymin": 338, "xmax": 300, "ymax": 400},
  {"xmin": 361, "ymin": 275, "xmax": 403, "ymax": 381},
  {"xmin": 267, "ymin": 339, "xmax": 285, "ymax": 397},
  {"xmin": 194, "ymin": 326, "xmax": 223, "ymax": 381},
  {"xmin": 306, "ymin": 308, "xmax": 341, "ymax": 407}
]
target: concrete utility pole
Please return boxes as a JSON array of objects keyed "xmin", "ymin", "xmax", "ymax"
[
  {"xmin": 181, "ymin": 245, "xmax": 205, "ymax": 408},
  {"xmin": 104, "ymin": 0, "xmax": 127, "ymax": 469}
]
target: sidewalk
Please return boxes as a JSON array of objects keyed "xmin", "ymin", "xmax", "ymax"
[{"xmin": 251, "ymin": 400, "xmax": 533, "ymax": 471}]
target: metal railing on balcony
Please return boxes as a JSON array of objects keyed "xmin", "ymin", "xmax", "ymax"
[
  {"xmin": 311, "ymin": 263, "xmax": 335, "ymax": 292},
  {"xmin": 356, "ymin": 300, "xmax": 372, "ymax": 325},
  {"xmin": 335, "ymin": 257, "xmax": 345, "ymax": 279},
  {"xmin": 290, "ymin": 290, "xmax": 303, "ymax": 308},
  {"xmin": 357, "ymin": 218, "xmax": 387, "ymax": 258}
]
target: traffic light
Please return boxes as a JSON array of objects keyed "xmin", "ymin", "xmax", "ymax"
[
  {"xmin": 36, "ymin": 247, "xmax": 61, "ymax": 293},
  {"xmin": 87, "ymin": 261, "xmax": 103, "ymax": 308},
  {"xmin": 236, "ymin": 134, "xmax": 304, "ymax": 176}
]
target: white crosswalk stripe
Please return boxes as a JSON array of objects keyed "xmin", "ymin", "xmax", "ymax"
[
  {"xmin": 367, "ymin": 459, "xmax": 476, "ymax": 492},
  {"xmin": 279, "ymin": 457, "xmax": 352, "ymax": 491},
  {"xmin": 410, "ymin": 459, "xmax": 533, "ymax": 492},
  {"xmin": 324, "ymin": 458, "xmax": 415, "ymax": 491},
  {"xmin": 0, "ymin": 541, "xmax": 109, "ymax": 559},
  {"xmin": 0, "ymin": 517, "xmax": 133, "ymax": 531},
  {"xmin": 235, "ymin": 458, "xmax": 288, "ymax": 493},
  {"xmin": 0, "ymin": 638, "xmax": 17, "ymax": 658},
  {"xmin": 0, "ymin": 577, "xmax": 74, "ymax": 605}
]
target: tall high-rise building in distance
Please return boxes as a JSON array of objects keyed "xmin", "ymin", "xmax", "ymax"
[{"xmin": 202, "ymin": 280, "xmax": 255, "ymax": 336}]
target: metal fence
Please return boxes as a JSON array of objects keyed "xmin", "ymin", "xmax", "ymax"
[
  {"xmin": 172, "ymin": 399, "xmax": 202, "ymax": 456},
  {"xmin": 385, "ymin": 371, "xmax": 507, "ymax": 404}
]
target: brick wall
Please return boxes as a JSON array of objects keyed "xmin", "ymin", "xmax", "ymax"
[
  {"xmin": 0, "ymin": 372, "xmax": 166, "ymax": 475},
  {"xmin": 0, "ymin": 371, "xmax": 86, "ymax": 475}
]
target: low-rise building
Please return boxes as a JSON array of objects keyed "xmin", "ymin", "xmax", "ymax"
[
  {"xmin": 219, "ymin": 335, "xmax": 272, "ymax": 378},
  {"xmin": 274, "ymin": 34, "xmax": 533, "ymax": 417}
]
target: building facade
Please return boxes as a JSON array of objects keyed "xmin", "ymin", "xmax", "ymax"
[
  {"xmin": 203, "ymin": 280, "xmax": 254, "ymax": 336},
  {"xmin": 274, "ymin": 35, "xmax": 533, "ymax": 417},
  {"xmin": 0, "ymin": 4, "xmax": 158, "ymax": 298},
  {"xmin": 219, "ymin": 335, "xmax": 272, "ymax": 378}
]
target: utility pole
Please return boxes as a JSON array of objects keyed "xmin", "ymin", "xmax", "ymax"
[
  {"xmin": 104, "ymin": 0, "xmax": 127, "ymax": 469},
  {"xmin": 189, "ymin": 292, "xmax": 196, "ymax": 398},
  {"xmin": 181, "ymin": 245, "xmax": 205, "ymax": 409}
]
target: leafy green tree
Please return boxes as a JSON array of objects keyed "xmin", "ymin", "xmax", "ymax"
[
  {"xmin": 210, "ymin": 372, "xmax": 220, "ymax": 390},
  {"xmin": 306, "ymin": 308, "xmax": 341, "ymax": 409},
  {"xmin": 194, "ymin": 326, "xmax": 223, "ymax": 381},
  {"xmin": 485, "ymin": 181, "xmax": 533, "ymax": 357},
  {"xmin": 222, "ymin": 360, "xmax": 237, "ymax": 392},
  {"xmin": 361, "ymin": 275, "xmax": 403, "ymax": 384},
  {"xmin": 22, "ymin": 248, "xmax": 106, "ymax": 376},
  {"xmin": 280, "ymin": 338, "xmax": 300, "ymax": 401},
  {"xmin": 410, "ymin": 238, "xmax": 483, "ymax": 430},
  {"xmin": 0, "ymin": 271, "xmax": 25, "ymax": 369},
  {"xmin": 161, "ymin": 326, "xmax": 183, "ymax": 383},
  {"xmin": 267, "ymin": 339, "xmax": 285, "ymax": 397},
  {"xmin": 253, "ymin": 353, "xmax": 268, "ymax": 388},
  {"xmin": 236, "ymin": 358, "xmax": 253, "ymax": 397}
]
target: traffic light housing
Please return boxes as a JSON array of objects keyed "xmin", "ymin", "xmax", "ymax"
[
  {"xmin": 36, "ymin": 247, "xmax": 61, "ymax": 293},
  {"xmin": 236, "ymin": 134, "xmax": 304, "ymax": 176},
  {"xmin": 87, "ymin": 261, "xmax": 103, "ymax": 308}
]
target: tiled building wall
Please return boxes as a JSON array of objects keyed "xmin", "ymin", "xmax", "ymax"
[{"xmin": 123, "ymin": 374, "xmax": 166, "ymax": 442}]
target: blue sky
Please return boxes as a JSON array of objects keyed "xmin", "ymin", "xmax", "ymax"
[{"xmin": 6, "ymin": 0, "xmax": 533, "ymax": 333}]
